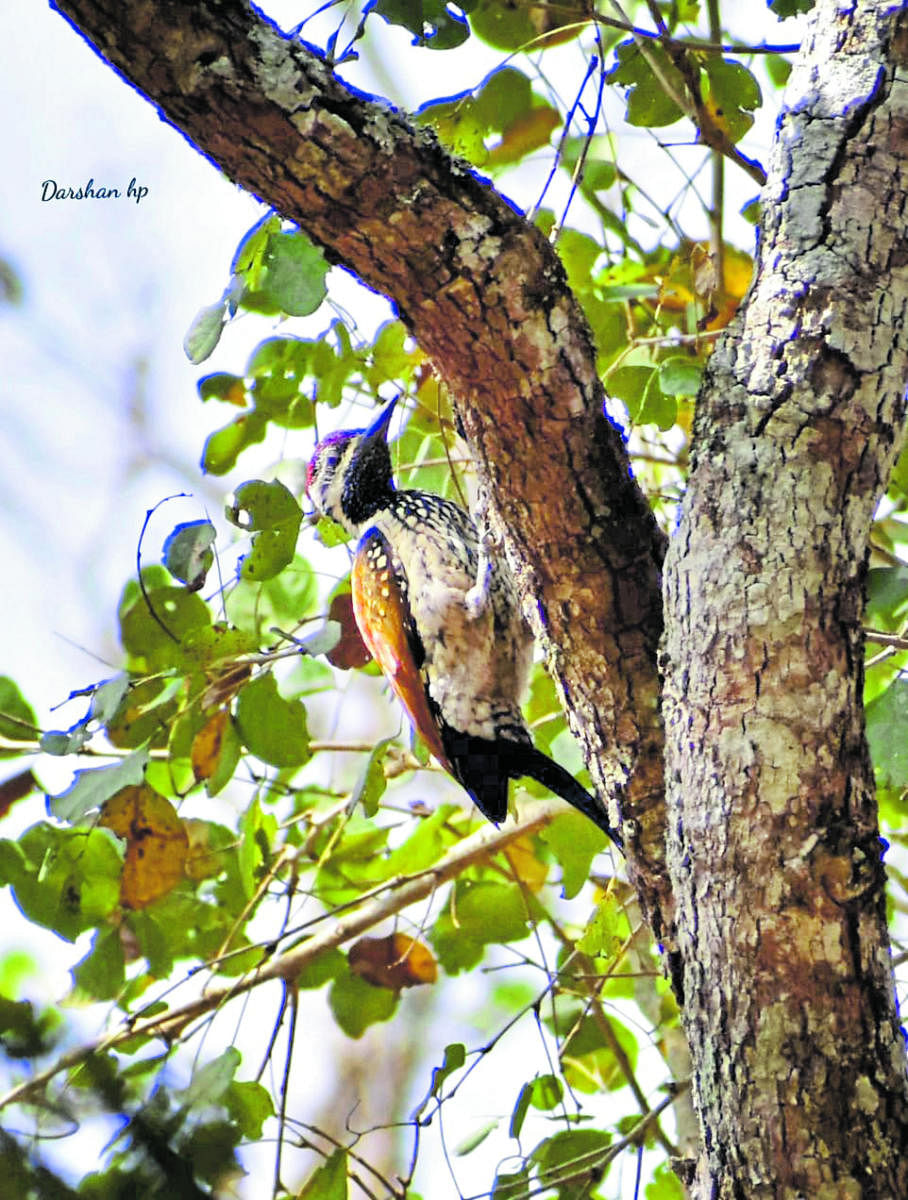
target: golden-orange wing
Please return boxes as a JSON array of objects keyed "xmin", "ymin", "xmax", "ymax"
[{"xmin": 351, "ymin": 528, "xmax": 451, "ymax": 770}]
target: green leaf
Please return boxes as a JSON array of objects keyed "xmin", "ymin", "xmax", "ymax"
[
  {"xmin": 49, "ymin": 748, "xmax": 150, "ymax": 821},
  {"xmin": 529, "ymin": 1073, "xmax": 563, "ymax": 1111},
  {"xmin": 329, "ymin": 966, "xmax": 398, "ymax": 1038},
  {"xmin": 246, "ymin": 338, "xmax": 317, "ymax": 426},
  {"xmin": 557, "ymin": 226, "xmax": 602, "ymax": 283},
  {"xmin": 201, "ymin": 410, "xmax": 268, "ymax": 475},
  {"xmin": 432, "ymin": 1042, "xmax": 466, "ymax": 1095},
  {"xmin": 431, "ymin": 880, "xmax": 533, "ymax": 973},
  {"xmin": 866, "ymin": 567, "xmax": 908, "ymax": 631},
  {"xmin": 740, "ymin": 196, "xmax": 761, "ymax": 225},
  {"xmin": 469, "ymin": 0, "xmax": 565, "ymax": 51},
  {"xmin": 702, "ymin": 58, "xmax": 761, "ymax": 144},
  {"xmin": 387, "ymin": 804, "xmax": 458, "ymax": 874},
  {"xmin": 227, "ymin": 479, "xmax": 303, "ymax": 582},
  {"xmin": 89, "ymin": 674, "xmax": 131, "ymax": 726},
  {"xmin": 455, "ymin": 1120, "xmax": 498, "ymax": 1155},
  {"xmin": 296, "ymin": 947, "xmax": 347, "ymax": 990},
  {"xmin": 119, "ymin": 583, "xmax": 212, "ymax": 670},
  {"xmin": 765, "ymin": 54, "xmax": 792, "ymax": 90},
  {"xmin": 184, "ymin": 299, "xmax": 227, "ymax": 364},
  {"xmin": 297, "ymin": 1148, "xmax": 348, "ymax": 1199},
  {"xmin": 510, "ymin": 1074, "xmax": 563, "ymax": 1139},
  {"xmin": 561, "ymin": 136, "xmax": 617, "ymax": 196},
  {"xmin": 236, "ymin": 795, "xmax": 276, "ymax": 899},
  {"xmin": 659, "ymin": 356, "xmax": 703, "ymax": 398},
  {"xmin": 646, "ymin": 1161, "xmax": 686, "ymax": 1199},
  {"xmin": 226, "ymin": 1079, "xmax": 274, "ymax": 1140},
  {"xmin": 1, "ymin": 825, "xmax": 123, "ymax": 941},
  {"xmin": 531, "ymin": 1128, "xmax": 613, "ymax": 1197},
  {"xmin": 0, "ymin": 676, "xmax": 37, "ymax": 753},
  {"xmin": 198, "ymin": 372, "xmax": 246, "ymax": 403},
  {"xmin": 162, "ymin": 520, "xmax": 216, "ymax": 591},
  {"xmin": 492, "ymin": 1166, "xmax": 531, "ymax": 1199},
  {"xmin": 235, "ymin": 672, "xmax": 310, "ymax": 769},
  {"xmin": 372, "ymin": 0, "xmax": 470, "ymax": 49},
  {"xmin": 510, "ymin": 1081, "xmax": 534, "ymax": 1140},
  {"xmin": 351, "ymin": 737, "xmax": 392, "ymax": 817},
  {"xmin": 769, "ymin": 0, "xmax": 815, "ymax": 15},
  {"xmin": 576, "ymin": 892, "xmax": 624, "ymax": 957},
  {"xmin": 180, "ymin": 1119, "xmax": 242, "ymax": 1186},
  {"xmin": 541, "ymin": 812, "xmax": 607, "ymax": 899},
  {"xmin": 561, "ymin": 1014, "xmax": 638, "ymax": 1093},
  {"xmin": 0, "ymin": 995, "xmax": 60, "ymax": 1058},
  {"xmin": 258, "ymin": 231, "xmax": 328, "ymax": 316},
  {"xmin": 412, "ymin": 1041, "xmax": 465, "ymax": 1118},
  {"xmin": 608, "ymin": 363, "xmax": 676, "ymax": 430},
  {"xmin": 365, "ymin": 320, "xmax": 422, "ymax": 390},
  {"xmin": 40, "ymin": 727, "xmax": 90, "ymax": 756},
  {"xmin": 418, "ymin": 68, "xmax": 558, "ymax": 168},
  {"xmin": 72, "ymin": 927, "xmax": 125, "ymax": 1001},
  {"xmin": 232, "ymin": 213, "xmax": 281, "ymax": 278},
  {"xmin": 226, "ymin": 553, "xmax": 319, "ymax": 638},
  {"xmin": 179, "ymin": 1046, "xmax": 240, "ymax": 1106},
  {"xmin": 128, "ymin": 911, "xmax": 174, "ymax": 978},
  {"xmin": 867, "ymin": 678, "xmax": 908, "ymax": 789},
  {"xmin": 607, "ymin": 41, "xmax": 685, "ymax": 127}
]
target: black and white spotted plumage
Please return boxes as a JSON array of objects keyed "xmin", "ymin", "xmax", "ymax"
[{"xmin": 306, "ymin": 397, "xmax": 621, "ymax": 847}]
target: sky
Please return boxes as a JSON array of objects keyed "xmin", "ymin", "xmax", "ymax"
[{"xmin": 0, "ymin": 2, "xmax": 809, "ymax": 1196}]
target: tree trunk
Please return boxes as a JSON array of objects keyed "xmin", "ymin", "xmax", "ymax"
[{"xmin": 662, "ymin": 1, "xmax": 908, "ymax": 1193}]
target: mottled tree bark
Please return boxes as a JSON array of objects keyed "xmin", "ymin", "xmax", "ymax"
[{"xmin": 662, "ymin": 2, "xmax": 908, "ymax": 1194}]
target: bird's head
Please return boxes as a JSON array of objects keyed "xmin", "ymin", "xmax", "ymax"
[{"xmin": 306, "ymin": 395, "xmax": 398, "ymax": 532}]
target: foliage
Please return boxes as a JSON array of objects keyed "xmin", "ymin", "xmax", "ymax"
[{"xmin": 5, "ymin": 1, "xmax": 906, "ymax": 1198}]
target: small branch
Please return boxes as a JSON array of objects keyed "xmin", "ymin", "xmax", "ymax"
[
  {"xmin": 607, "ymin": 0, "xmax": 767, "ymax": 186},
  {"xmin": 864, "ymin": 629, "xmax": 908, "ymax": 651},
  {"xmin": 589, "ymin": 6, "xmax": 800, "ymax": 54},
  {"xmin": 0, "ymin": 802, "xmax": 570, "ymax": 1113}
]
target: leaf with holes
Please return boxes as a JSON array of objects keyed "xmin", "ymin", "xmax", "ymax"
[{"xmin": 227, "ymin": 479, "xmax": 303, "ymax": 582}]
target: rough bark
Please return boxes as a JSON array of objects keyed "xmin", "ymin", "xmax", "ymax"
[
  {"xmin": 661, "ymin": 2, "xmax": 908, "ymax": 1195},
  {"xmin": 50, "ymin": 0, "xmax": 669, "ymax": 928}
]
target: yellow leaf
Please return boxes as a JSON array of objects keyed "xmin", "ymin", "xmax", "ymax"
[
  {"xmin": 100, "ymin": 784, "xmax": 188, "ymax": 909},
  {"xmin": 191, "ymin": 708, "xmax": 231, "ymax": 781},
  {"xmin": 502, "ymin": 834, "xmax": 549, "ymax": 892}
]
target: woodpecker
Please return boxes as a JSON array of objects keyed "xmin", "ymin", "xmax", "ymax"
[{"xmin": 305, "ymin": 396, "xmax": 621, "ymax": 850}]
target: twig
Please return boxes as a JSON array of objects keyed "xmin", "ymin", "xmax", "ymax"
[
  {"xmin": 607, "ymin": 0, "xmax": 767, "ymax": 186},
  {"xmin": 0, "ymin": 802, "xmax": 572, "ymax": 1113}
]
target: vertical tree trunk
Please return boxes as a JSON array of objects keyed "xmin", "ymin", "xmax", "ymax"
[{"xmin": 662, "ymin": 2, "xmax": 908, "ymax": 1193}]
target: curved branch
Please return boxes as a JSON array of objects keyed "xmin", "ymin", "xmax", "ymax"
[{"xmin": 51, "ymin": 1, "xmax": 670, "ymax": 932}]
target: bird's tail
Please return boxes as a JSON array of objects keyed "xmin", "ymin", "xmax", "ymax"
[{"xmin": 503, "ymin": 742, "xmax": 623, "ymax": 852}]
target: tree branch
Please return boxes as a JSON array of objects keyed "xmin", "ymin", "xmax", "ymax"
[{"xmin": 0, "ymin": 801, "xmax": 574, "ymax": 1113}]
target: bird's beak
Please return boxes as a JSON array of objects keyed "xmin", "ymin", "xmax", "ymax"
[{"xmin": 363, "ymin": 394, "xmax": 399, "ymax": 443}]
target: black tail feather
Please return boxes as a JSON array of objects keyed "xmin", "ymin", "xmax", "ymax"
[
  {"xmin": 507, "ymin": 742, "xmax": 623, "ymax": 851},
  {"xmin": 441, "ymin": 726, "xmax": 622, "ymax": 851}
]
